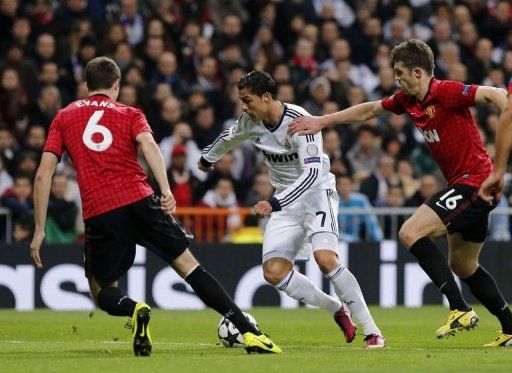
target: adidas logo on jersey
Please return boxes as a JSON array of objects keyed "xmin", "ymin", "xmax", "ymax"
[
  {"xmin": 419, "ymin": 128, "xmax": 440, "ymax": 143},
  {"xmin": 262, "ymin": 150, "xmax": 298, "ymax": 163}
]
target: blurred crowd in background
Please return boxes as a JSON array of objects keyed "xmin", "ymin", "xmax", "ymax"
[{"xmin": 0, "ymin": 0, "xmax": 512, "ymax": 243}]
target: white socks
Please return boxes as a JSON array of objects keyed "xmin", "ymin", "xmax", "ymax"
[
  {"xmin": 275, "ymin": 270, "xmax": 341, "ymax": 315},
  {"xmin": 326, "ymin": 265, "xmax": 382, "ymax": 336}
]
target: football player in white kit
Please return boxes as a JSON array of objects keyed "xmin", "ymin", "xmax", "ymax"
[{"xmin": 198, "ymin": 71, "xmax": 385, "ymax": 348}]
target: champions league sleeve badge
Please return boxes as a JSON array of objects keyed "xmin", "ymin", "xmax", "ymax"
[{"xmin": 307, "ymin": 144, "xmax": 318, "ymax": 156}]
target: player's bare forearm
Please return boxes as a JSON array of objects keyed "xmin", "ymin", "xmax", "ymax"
[
  {"xmin": 138, "ymin": 132, "xmax": 171, "ymax": 194},
  {"xmin": 33, "ymin": 153, "xmax": 58, "ymax": 232},
  {"xmin": 32, "ymin": 173, "xmax": 51, "ymax": 268},
  {"xmin": 325, "ymin": 101, "xmax": 385, "ymax": 124},
  {"xmin": 289, "ymin": 101, "xmax": 385, "ymax": 135},
  {"xmin": 475, "ymin": 86, "xmax": 508, "ymax": 111},
  {"xmin": 31, "ymin": 152, "xmax": 58, "ymax": 268},
  {"xmin": 493, "ymin": 105, "xmax": 512, "ymax": 176},
  {"xmin": 33, "ymin": 171, "xmax": 52, "ymax": 233}
]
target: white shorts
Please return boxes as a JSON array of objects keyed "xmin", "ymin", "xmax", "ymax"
[{"xmin": 262, "ymin": 188, "xmax": 339, "ymax": 263}]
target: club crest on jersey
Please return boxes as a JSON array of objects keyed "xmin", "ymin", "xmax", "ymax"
[
  {"xmin": 426, "ymin": 105, "xmax": 436, "ymax": 118},
  {"xmin": 419, "ymin": 128, "xmax": 440, "ymax": 143},
  {"xmin": 283, "ymin": 137, "xmax": 291, "ymax": 150}
]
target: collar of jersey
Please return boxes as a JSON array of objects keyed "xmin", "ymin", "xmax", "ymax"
[
  {"xmin": 262, "ymin": 103, "xmax": 287, "ymax": 133},
  {"xmin": 419, "ymin": 77, "xmax": 437, "ymax": 105},
  {"xmin": 88, "ymin": 93, "xmax": 111, "ymax": 99}
]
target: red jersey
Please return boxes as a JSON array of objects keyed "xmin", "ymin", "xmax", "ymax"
[
  {"xmin": 44, "ymin": 94, "xmax": 154, "ymax": 219},
  {"xmin": 381, "ymin": 79, "xmax": 492, "ymax": 187},
  {"xmin": 508, "ymin": 78, "xmax": 512, "ymax": 94}
]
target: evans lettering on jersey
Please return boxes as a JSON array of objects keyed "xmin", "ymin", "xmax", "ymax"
[
  {"xmin": 44, "ymin": 94, "xmax": 154, "ymax": 219},
  {"xmin": 201, "ymin": 103, "xmax": 335, "ymax": 211},
  {"xmin": 381, "ymin": 79, "xmax": 492, "ymax": 187}
]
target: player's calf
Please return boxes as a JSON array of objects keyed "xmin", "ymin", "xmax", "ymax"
[
  {"xmin": 462, "ymin": 266, "xmax": 512, "ymax": 336},
  {"xmin": 97, "ymin": 286, "xmax": 137, "ymax": 316},
  {"xmin": 312, "ymin": 234, "xmax": 383, "ymax": 345},
  {"xmin": 325, "ymin": 264, "xmax": 384, "ymax": 343},
  {"xmin": 313, "ymin": 248, "xmax": 340, "ymax": 274}
]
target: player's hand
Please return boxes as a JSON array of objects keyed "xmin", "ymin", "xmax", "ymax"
[
  {"xmin": 288, "ymin": 116, "xmax": 324, "ymax": 135},
  {"xmin": 254, "ymin": 201, "xmax": 272, "ymax": 218},
  {"xmin": 197, "ymin": 159, "xmax": 214, "ymax": 173},
  {"xmin": 29, "ymin": 230, "xmax": 45, "ymax": 269},
  {"xmin": 161, "ymin": 190, "xmax": 177, "ymax": 215},
  {"xmin": 478, "ymin": 173, "xmax": 504, "ymax": 205}
]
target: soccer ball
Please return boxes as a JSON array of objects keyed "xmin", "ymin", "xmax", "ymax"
[{"xmin": 217, "ymin": 312, "xmax": 259, "ymax": 348}]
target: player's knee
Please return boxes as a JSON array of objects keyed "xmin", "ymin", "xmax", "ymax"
[
  {"xmin": 313, "ymin": 251, "xmax": 339, "ymax": 274},
  {"xmin": 263, "ymin": 268, "xmax": 288, "ymax": 286},
  {"xmin": 263, "ymin": 258, "xmax": 293, "ymax": 286},
  {"xmin": 262, "ymin": 264, "xmax": 289, "ymax": 286},
  {"xmin": 398, "ymin": 222, "xmax": 417, "ymax": 249}
]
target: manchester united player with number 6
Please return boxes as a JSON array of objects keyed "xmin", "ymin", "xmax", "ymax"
[
  {"xmin": 288, "ymin": 40, "xmax": 512, "ymax": 346},
  {"xmin": 29, "ymin": 57, "xmax": 281, "ymax": 356}
]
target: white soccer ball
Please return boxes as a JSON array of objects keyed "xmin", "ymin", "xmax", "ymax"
[{"xmin": 217, "ymin": 312, "xmax": 259, "ymax": 348}]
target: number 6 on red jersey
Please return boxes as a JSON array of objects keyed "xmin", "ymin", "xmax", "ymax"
[{"xmin": 82, "ymin": 110, "xmax": 113, "ymax": 152}]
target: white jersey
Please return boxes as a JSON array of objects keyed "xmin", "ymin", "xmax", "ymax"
[{"xmin": 202, "ymin": 103, "xmax": 335, "ymax": 210}]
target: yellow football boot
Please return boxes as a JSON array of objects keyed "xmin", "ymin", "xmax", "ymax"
[
  {"xmin": 484, "ymin": 332, "xmax": 512, "ymax": 347},
  {"xmin": 243, "ymin": 332, "xmax": 282, "ymax": 354},
  {"xmin": 131, "ymin": 302, "xmax": 152, "ymax": 356},
  {"xmin": 436, "ymin": 309, "xmax": 478, "ymax": 339}
]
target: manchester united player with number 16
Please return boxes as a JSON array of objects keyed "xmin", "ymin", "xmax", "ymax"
[{"xmin": 289, "ymin": 39, "xmax": 512, "ymax": 346}]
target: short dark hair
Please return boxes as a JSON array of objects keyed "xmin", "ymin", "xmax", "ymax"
[
  {"xmin": 237, "ymin": 71, "xmax": 277, "ymax": 99},
  {"xmin": 390, "ymin": 39, "xmax": 434, "ymax": 76},
  {"xmin": 85, "ymin": 56, "xmax": 121, "ymax": 91}
]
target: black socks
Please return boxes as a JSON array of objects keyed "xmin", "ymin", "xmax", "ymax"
[
  {"xmin": 409, "ymin": 237, "xmax": 470, "ymax": 311},
  {"xmin": 462, "ymin": 266, "xmax": 512, "ymax": 334},
  {"xmin": 95, "ymin": 267, "xmax": 261, "ymax": 335},
  {"xmin": 185, "ymin": 266, "xmax": 261, "ymax": 335},
  {"xmin": 97, "ymin": 287, "xmax": 137, "ymax": 316}
]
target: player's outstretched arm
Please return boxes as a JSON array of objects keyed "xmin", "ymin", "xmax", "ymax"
[
  {"xmin": 199, "ymin": 119, "xmax": 251, "ymax": 172},
  {"xmin": 288, "ymin": 101, "xmax": 386, "ymax": 135},
  {"xmin": 30, "ymin": 152, "xmax": 59, "ymax": 268},
  {"xmin": 479, "ymin": 94, "xmax": 512, "ymax": 203},
  {"xmin": 137, "ymin": 131, "xmax": 176, "ymax": 214},
  {"xmin": 475, "ymin": 86, "xmax": 508, "ymax": 111}
]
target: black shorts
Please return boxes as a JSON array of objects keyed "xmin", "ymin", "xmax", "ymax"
[
  {"xmin": 425, "ymin": 184, "xmax": 496, "ymax": 243},
  {"xmin": 84, "ymin": 195, "xmax": 189, "ymax": 283}
]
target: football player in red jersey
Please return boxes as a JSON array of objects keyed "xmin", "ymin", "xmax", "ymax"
[
  {"xmin": 478, "ymin": 78, "xmax": 512, "ymax": 346},
  {"xmin": 29, "ymin": 57, "xmax": 281, "ymax": 355},
  {"xmin": 289, "ymin": 39, "xmax": 512, "ymax": 346},
  {"xmin": 479, "ymin": 78, "xmax": 512, "ymax": 204}
]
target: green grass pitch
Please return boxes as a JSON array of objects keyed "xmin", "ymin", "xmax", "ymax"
[{"xmin": 1, "ymin": 306, "xmax": 511, "ymax": 372}]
